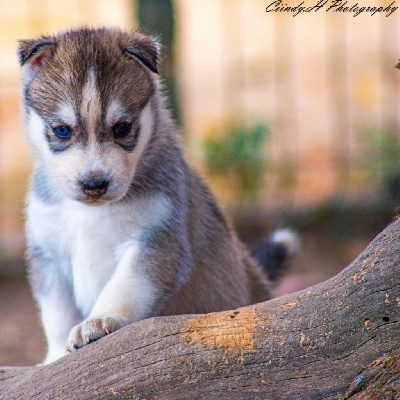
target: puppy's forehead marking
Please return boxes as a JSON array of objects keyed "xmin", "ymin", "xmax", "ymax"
[{"xmin": 81, "ymin": 68, "xmax": 101, "ymax": 135}]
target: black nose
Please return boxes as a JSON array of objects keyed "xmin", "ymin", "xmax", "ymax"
[{"xmin": 80, "ymin": 179, "xmax": 109, "ymax": 198}]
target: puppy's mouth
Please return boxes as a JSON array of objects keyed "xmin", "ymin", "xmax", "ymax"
[{"xmin": 81, "ymin": 195, "xmax": 108, "ymax": 204}]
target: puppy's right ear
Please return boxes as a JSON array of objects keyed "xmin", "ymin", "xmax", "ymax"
[
  {"xmin": 121, "ymin": 33, "xmax": 160, "ymax": 74},
  {"xmin": 17, "ymin": 37, "xmax": 56, "ymax": 83}
]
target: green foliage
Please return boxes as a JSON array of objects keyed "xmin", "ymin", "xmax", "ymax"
[
  {"xmin": 203, "ymin": 122, "xmax": 270, "ymax": 202},
  {"xmin": 358, "ymin": 125, "xmax": 400, "ymax": 199},
  {"xmin": 361, "ymin": 125, "xmax": 399, "ymax": 171}
]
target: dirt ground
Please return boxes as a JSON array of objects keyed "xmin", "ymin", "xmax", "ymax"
[
  {"xmin": 0, "ymin": 228, "xmax": 378, "ymax": 367},
  {"xmin": 0, "ymin": 275, "xmax": 45, "ymax": 366}
]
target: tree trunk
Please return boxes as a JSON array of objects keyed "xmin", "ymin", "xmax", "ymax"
[{"xmin": 1, "ymin": 220, "xmax": 399, "ymax": 400}]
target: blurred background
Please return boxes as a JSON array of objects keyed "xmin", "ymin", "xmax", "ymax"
[{"xmin": 1, "ymin": 0, "xmax": 399, "ymax": 365}]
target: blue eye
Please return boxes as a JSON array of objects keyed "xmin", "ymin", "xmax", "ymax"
[{"xmin": 53, "ymin": 125, "xmax": 71, "ymax": 139}]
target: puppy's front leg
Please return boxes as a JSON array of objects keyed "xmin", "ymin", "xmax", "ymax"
[
  {"xmin": 28, "ymin": 249, "xmax": 83, "ymax": 364},
  {"xmin": 66, "ymin": 243, "xmax": 157, "ymax": 351},
  {"xmin": 39, "ymin": 289, "xmax": 82, "ymax": 364}
]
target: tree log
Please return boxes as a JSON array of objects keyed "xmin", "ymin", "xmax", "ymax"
[{"xmin": 1, "ymin": 220, "xmax": 399, "ymax": 400}]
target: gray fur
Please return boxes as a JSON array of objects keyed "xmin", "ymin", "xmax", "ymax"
[{"xmin": 31, "ymin": 164, "xmax": 63, "ymax": 204}]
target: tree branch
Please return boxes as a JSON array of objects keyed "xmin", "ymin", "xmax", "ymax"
[{"xmin": 1, "ymin": 220, "xmax": 399, "ymax": 399}]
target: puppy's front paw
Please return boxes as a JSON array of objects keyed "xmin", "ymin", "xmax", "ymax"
[{"xmin": 66, "ymin": 316, "xmax": 121, "ymax": 352}]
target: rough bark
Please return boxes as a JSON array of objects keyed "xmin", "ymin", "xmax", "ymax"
[{"xmin": 1, "ymin": 220, "xmax": 399, "ymax": 400}]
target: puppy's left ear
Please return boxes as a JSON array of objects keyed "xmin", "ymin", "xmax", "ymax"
[{"xmin": 121, "ymin": 33, "xmax": 160, "ymax": 74}]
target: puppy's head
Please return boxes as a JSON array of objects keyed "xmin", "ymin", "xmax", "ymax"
[{"xmin": 18, "ymin": 28, "xmax": 159, "ymax": 204}]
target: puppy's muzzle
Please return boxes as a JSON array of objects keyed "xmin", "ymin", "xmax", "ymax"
[{"xmin": 79, "ymin": 178, "xmax": 109, "ymax": 199}]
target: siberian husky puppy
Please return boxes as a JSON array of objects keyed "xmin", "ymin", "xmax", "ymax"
[{"xmin": 18, "ymin": 28, "xmax": 298, "ymax": 364}]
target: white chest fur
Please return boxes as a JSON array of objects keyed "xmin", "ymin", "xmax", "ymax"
[
  {"xmin": 26, "ymin": 192, "xmax": 171, "ymax": 317},
  {"xmin": 66, "ymin": 203, "xmax": 125, "ymax": 316}
]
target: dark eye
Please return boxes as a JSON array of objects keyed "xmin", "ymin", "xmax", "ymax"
[
  {"xmin": 113, "ymin": 122, "xmax": 132, "ymax": 139},
  {"xmin": 53, "ymin": 125, "xmax": 71, "ymax": 139}
]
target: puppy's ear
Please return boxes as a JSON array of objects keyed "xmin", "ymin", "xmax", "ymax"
[
  {"xmin": 17, "ymin": 37, "xmax": 56, "ymax": 82},
  {"xmin": 121, "ymin": 34, "xmax": 160, "ymax": 74}
]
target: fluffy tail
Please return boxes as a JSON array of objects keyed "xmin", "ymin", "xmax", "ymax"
[{"xmin": 251, "ymin": 228, "xmax": 300, "ymax": 282}]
